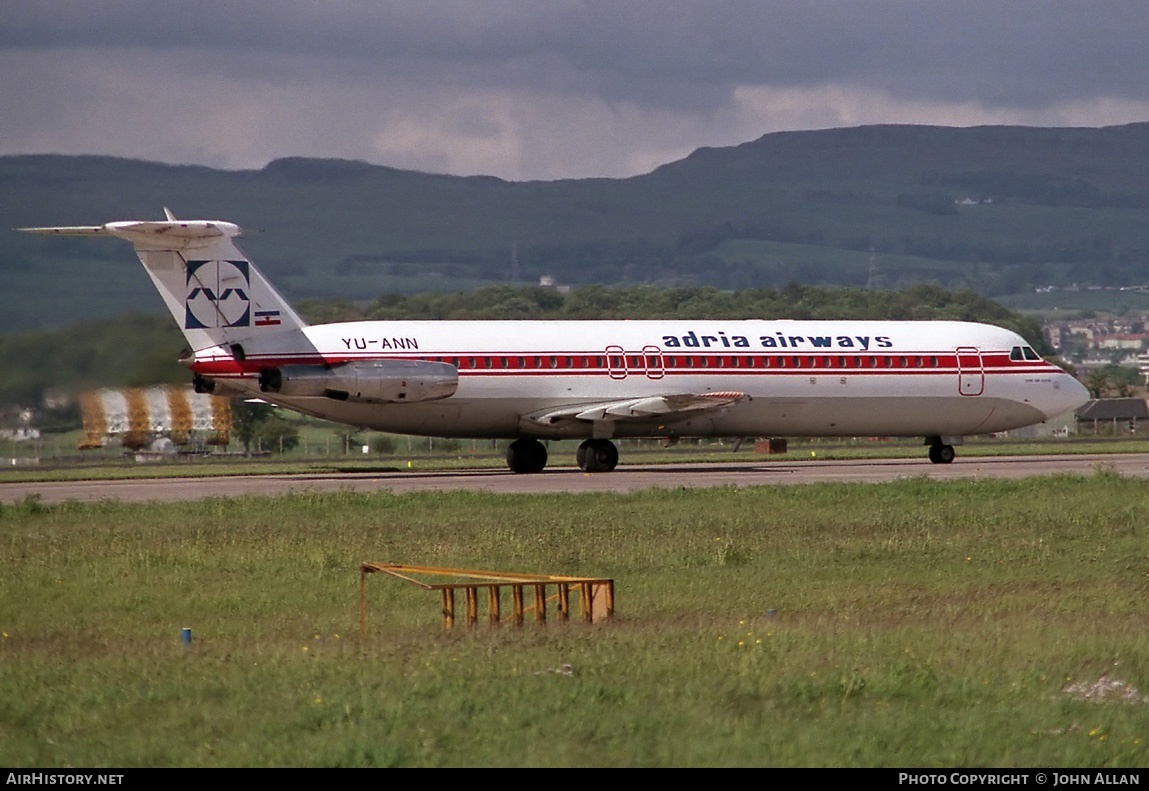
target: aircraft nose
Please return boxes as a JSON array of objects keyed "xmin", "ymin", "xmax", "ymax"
[{"xmin": 1044, "ymin": 373, "xmax": 1091, "ymax": 420}]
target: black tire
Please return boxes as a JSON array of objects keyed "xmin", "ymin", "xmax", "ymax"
[
  {"xmin": 582, "ymin": 439, "xmax": 619, "ymax": 473},
  {"xmin": 576, "ymin": 439, "xmax": 592, "ymax": 471},
  {"xmin": 928, "ymin": 443, "xmax": 955, "ymax": 464},
  {"xmin": 506, "ymin": 438, "xmax": 547, "ymax": 473}
]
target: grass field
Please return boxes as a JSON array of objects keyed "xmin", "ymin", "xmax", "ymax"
[{"xmin": 1, "ymin": 472, "xmax": 1147, "ymax": 767}]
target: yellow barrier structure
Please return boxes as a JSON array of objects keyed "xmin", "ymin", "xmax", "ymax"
[{"xmin": 359, "ymin": 562, "xmax": 615, "ymax": 636}]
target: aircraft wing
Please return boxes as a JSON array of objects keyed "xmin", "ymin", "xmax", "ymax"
[{"xmin": 522, "ymin": 391, "xmax": 749, "ymax": 430}]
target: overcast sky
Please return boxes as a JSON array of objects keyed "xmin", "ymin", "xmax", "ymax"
[{"xmin": 2, "ymin": 1, "xmax": 1147, "ymax": 181}]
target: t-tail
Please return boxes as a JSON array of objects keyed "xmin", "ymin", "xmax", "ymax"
[{"xmin": 20, "ymin": 209, "xmax": 306, "ymax": 355}]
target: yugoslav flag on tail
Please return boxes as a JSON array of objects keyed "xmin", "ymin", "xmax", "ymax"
[{"xmin": 20, "ymin": 209, "xmax": 306, "ymax": 353}]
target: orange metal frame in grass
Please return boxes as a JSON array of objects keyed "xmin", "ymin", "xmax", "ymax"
[{"xmin": 360, "ymin": 562, "xmax": 615, "ymax": 636}]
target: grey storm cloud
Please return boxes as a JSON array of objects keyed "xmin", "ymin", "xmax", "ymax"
[{"xmin": 2, "ymin": 1, "xmax": 1148, "ymax": 179}]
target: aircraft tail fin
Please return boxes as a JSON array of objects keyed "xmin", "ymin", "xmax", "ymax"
[{"xmin": 20, "ymin": 212, "xmax": 307, "ymax": 353}]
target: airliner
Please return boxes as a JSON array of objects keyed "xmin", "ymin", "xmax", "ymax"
[{"xmin": 22, "ymin": 212, "xmax": 1089, "ymax": 473}]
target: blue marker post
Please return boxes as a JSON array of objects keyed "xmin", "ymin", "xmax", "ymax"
[{"xmin": 181, "ymin": 627, "xmax": 192, "ymax": 646}]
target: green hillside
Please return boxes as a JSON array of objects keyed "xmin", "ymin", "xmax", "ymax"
[
  {"xmin": 996, "ymin": 288, "xmax": 1149, "ymax": 319},
  {"xmin": 3, "ymin": 124, "xmax": 1149, "ymax": 332}
]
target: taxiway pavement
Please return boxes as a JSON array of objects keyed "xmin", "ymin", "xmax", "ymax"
[{"xmin": 2, "ymin": 453, "xmax": 1145, "ymax": 505}]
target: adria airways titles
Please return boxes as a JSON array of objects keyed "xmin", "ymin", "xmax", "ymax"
[{"xmin": 22, "ymin": 213, "xmax": 1089, "ymax": 473}]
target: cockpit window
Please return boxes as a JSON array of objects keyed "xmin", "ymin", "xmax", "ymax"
[
  {"xmin": 1010, "ymin": 346, "xmax": 1024, "ymax": 361},
  {"xmin": 1022, "ymin": 347, "xmax": 1041, "ymax": 361}
]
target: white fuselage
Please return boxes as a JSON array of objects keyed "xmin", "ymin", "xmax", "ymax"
[
  {"xmin": 23, "ymin": 216, "xmax": 1090, "ymax": 467},
  {"xmin": 192, "ymin": 318, "xmax": 1087, "ymax": 440}
]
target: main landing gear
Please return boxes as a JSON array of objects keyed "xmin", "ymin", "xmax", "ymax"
[
  {"xmin": 577, "ymin": 439, "xmax": 619, "ymax": 473},
  {"xmin": 504, "ymin": 437, "xmax": 621, "ymax": 473},
  {"xmin": 927, "ymin": 438, "xmax": 956, "ymax": 465},
  {"xmin": 506, "ymin": 438, "xmax": 547, "ymax": 474}
]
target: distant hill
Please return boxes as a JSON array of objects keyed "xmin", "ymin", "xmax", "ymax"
[
  {"xmin": 3, "ymin": 123, "xmax": 1149, "ymax": 332},
  {"xmin": 996, "ymin": 288, "xmax": 1149, "ymax": 319}
]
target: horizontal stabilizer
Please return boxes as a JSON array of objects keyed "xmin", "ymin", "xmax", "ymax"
[
  {"xmin": 19, "ymin": 225, "xmax": 107, "ymax": 236},
  {"xmin": 20, "ymin": 212, "xmax": 305, "ymax": 350},
  {"xmin": 21, "ymin": 220, "xmax": 242, "ymax": 250}
]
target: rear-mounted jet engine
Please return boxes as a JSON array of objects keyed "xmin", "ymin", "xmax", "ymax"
[{"xmin": 259, "ymin": 359, "xmax": 458, "ymax": 403}]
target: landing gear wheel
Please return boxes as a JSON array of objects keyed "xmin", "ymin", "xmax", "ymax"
[
  {"xmin": 577, "ymin": 439, "xmax": 619, "ymax": 472},
  {"xmin": 928, "ymin": 443, "xmax": 955, "ymax": 464},
  {"xmin": 506, "ymin": 438, "xmax": 548, "ymax": 473}
]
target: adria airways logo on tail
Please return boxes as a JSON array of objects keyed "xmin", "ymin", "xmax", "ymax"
[{"xmin": 185, "ymin": 260, "xmax": 250, "ymax": 329}]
